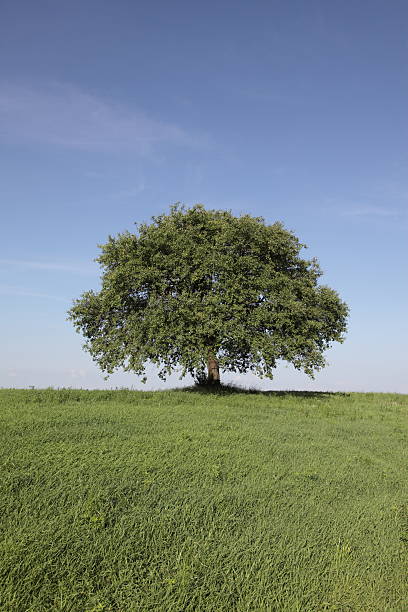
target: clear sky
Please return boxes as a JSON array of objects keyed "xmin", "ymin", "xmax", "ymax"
[{"xmin": 1, "ymin": 0, "xmax": 407, "ymax": 392}]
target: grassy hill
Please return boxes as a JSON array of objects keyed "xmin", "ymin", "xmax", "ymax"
[{"xmin": 0, "ymin": 388, "xmax": 407, "ymax": 611}]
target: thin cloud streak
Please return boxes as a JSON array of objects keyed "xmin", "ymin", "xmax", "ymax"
[
  {"xmin": 0, "ymin": 284, "xmax": 68, "ymax": 302},
  {"xmin": 0, "ymin": 258, "xmax": 97, "ymax": 275},
  {"xmin": 341, "ymin": 205, "xmax": 403, "ymax": 218},
  {"xmin": 0, "ymin": 81, "xmax": 206, "ymax": 154}
]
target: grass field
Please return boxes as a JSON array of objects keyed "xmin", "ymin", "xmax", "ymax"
[{"xmin": 0, "ymin": 387, "xmax": 407, "ymax": 611}]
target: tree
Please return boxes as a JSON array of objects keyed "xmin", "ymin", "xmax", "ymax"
[{"xmin": 68, "ymin": 204, "xmax": 348, "ymax": 385}]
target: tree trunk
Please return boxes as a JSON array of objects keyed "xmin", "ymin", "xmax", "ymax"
[{"xmin": 207, "ymin": 355, "xmax": 220, "ymax": 385}]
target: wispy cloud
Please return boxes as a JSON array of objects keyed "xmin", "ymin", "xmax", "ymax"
[
  {"xmin": 0, "ymin": 258, "xmax": 97, "ymax": 275},
  {"xmin": 0, "ymin": 284, "xmax": 68, "ymax": 302},
  {"xmin": 0, "ymin": 80, "xmax": 205, "ymax": 154},
  {"xmin": 107, "ymin": 183, "xmax": 146, "ymax": 200},
  {"xmin": 341, "ymin": 205, "xmax": 403, "ymax": 218}
]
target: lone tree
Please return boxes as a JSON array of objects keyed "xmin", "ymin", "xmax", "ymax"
[{"xmin": 68, "ymin": 205, "xmax": 348, "ymax": 385}]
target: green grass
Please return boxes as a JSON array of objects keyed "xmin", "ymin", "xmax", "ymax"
[{"xmin": 0, "ymin": 387, "xmax": 407, "ymax": 611}]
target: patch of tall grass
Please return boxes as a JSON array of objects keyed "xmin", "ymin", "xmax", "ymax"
[{"xmin": 0, "ymin": 388, "xmax": 407, "ymax": 611}]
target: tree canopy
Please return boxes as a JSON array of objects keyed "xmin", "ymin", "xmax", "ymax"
[{"xmin": 68, "ymin": 205, "xmax": 348, "ymax": 385}]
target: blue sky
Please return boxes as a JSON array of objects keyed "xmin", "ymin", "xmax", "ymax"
[{"xmin": 1, "ymin": 0, "xmax": 407, "ymax": 392}]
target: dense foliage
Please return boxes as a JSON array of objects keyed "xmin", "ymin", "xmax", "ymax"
[{"xmin": 68, "ymin": 205, "xmax": 348, "ymax": 383}]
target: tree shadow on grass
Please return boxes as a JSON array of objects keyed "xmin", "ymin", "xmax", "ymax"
[{"xmin": 180, "ymin": 383, "xmax": 349, "ymax": 399}]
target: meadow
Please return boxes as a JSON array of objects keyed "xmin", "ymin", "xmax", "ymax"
[{"xmin": 0, "ymin": 387, "xmax": 407, "ymax": 611}]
